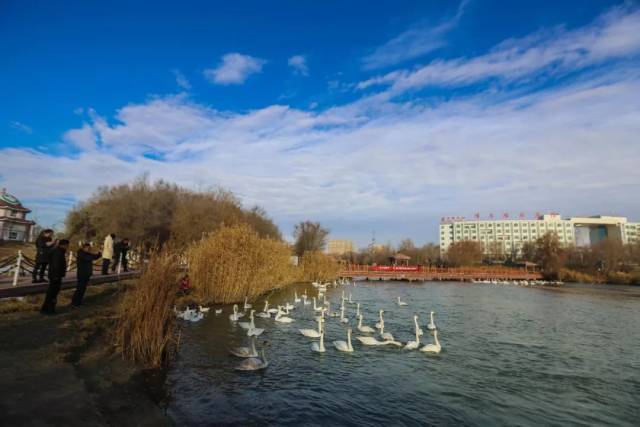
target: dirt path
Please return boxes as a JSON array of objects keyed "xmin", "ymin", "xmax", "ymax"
[{"xmin": 0, "ymin": 284, "xmax": 170, "ymax": 426}]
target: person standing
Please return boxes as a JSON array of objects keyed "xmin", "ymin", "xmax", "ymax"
[
  {"xmin": 71, "ymin": 243, "xmax": 101, "ymax": 307},
  {"xmin": 40, "ymin": 239, "xmax": 69, "ymax": 315},
  {"xmin": 112, "ymin": 238, "xmax": 130, "ymax": 273},
  {"xmin": 32, "ymin": 229, "xmax": 55, "ymax": 283},
  {"xmin": 101, "ymin": 233, "xmax": 115, "ymax": 275}
]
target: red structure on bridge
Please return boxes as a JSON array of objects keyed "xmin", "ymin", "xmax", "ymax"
[{"xmin": 340, "ymin": 264, "xmax": 542, "ymax": 282}]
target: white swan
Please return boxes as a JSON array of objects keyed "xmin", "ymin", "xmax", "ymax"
[
  {"xmin": 420, "ymin": 330, "xmax": 442, "ymax": 354},
  {"xmin": 310, "ymin": 331, "xmax": 326, "ymax": 353},
  {"xmin": 404, "ymin": 315, "xmax": 421, "ymax": 350},
  {"xmin": 235, "ymin": 343, "xmax": 269, "ymax": 371},
  {"xmin": 339, "ymin": 303, "xmax": 349, "ymax": 324},
  {"xmin": 229, "ymin": 336, "xmax": 258, "ymax": 358},
  {"xmin": 427, "ymin": 311, "xmax": 437, "ymax": 331},
  {"xmin": 256, "ymin": 301, "xmax": 271, "ymax": 318},
  {"xmin": 396, "ymin": 296, "xmax": 408, "ymax": 306},
  {"xmin": 313, "ymin": 297, "xmax": 323, "ymax": 312},
  {"xmin": 299, "ymin": 317, "xmax": 323, "ymax": 338},
  {"xmin": 229, "ymin": 304, "xmax": 245, "ymax": 321},
  {"xmin": 275, "ymin": 306, "xmax": 294, "ymax": 323},
  {"xmin": 357, "ymin": 314, "xmax": 375, "ymax": 333},
  {"xmin": 302, "ymin": 294, "xmax": 311, "ymax": 305},
  {"xmin": 214, "ymin": 308, "xmax": 222, "ymax": 316},
  {"xmin": 356, "ymin": 303, "xmax": 360, "ymax": 317},
  {"xmin": 284, "ymin": 302, "xmax": 295, "ymax": 311},
  {"xmin": 243, "ymin": 296, "xmax": 252, "ymax": 310},
  {"xmin": 348, "ymin": 293, "xmax": 354, "ymax": 304},
  {"xmin": 379, "ymin": 319, "xmax": 396, "ymax": 342},
  {"xmin": 375, "ymin": 310, "xmax": 384, "ymax": 329},
  {"xmin": 238, "ymin": 310, "xmax": 255, "ymax": 329},
  {"xmin": 294, "ymin": 291, "xmax": 301, "ymax": 303},
  {"xmin": 356, "ymin": 336, "xmax": 402, "ymax": 346},
  {"xmin": 198, "ymin": 305, "xmax": 210, "ymax": 313},
  {"xmin": 247, "ymin": 324, "xmax": 264, "ymax": 337},
  {"xmin": 333, "ymin": 328, "xmax": 354, "ymax": 352}
]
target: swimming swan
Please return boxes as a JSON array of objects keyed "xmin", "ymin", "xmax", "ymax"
[
  {"xmin": 404, "ymin": 315, "xmax": 421, "ymax": 350},
  {"xmin": 396, "ymin": 297, "xmax": 408, "ymax": 306},
  {"xmin": 235, "ymin": 343, "xmax": 269, "ymax": 371},
  {"xmin": 229, "ymin": 304, "xmax": 245, "ymax": 321},
  {"xmin": 339, "ymin": 303, "xmax": 349, "ymax": 323},
  {"xmin": 420, "ymin": 330, "xmax": 442, "ymax": 353},
  {"xmin": 379, "ymin": 319, "xmax": 396, "ymax": 342},
  {"xmin": 310, "ymin": 331, "xmax": 326, "ymax": 353},
  {"xmin": 333, "ymin": 328, "xmax": 354, "ymax": 352},
  {"xmin": 294, "ymin": 291, "xmax": 301, "ymax": 303},
  {"xmin": 357, "ymin": 314, "xmax": 375, "ymax": 333},
  {"xmin": 243, "ymin": 296, "xmax": 252, "ymax": 310},
  {"xmin": 299, "ymin": 317, "xmax": 323, "ymax": 338},
  {"xmin": 427, "ymin": 311, "xmax": 437, "ymax": 331},
  {"xmin": 256, "ymin": 301, "xmax": 271, "ymax": 318},
  {"xmin": 198, "ymin": 305, "xmax": 210, "ymax": 313},
  {"xmin": 356, "ymin": 336, "xmax": 402, "ymax": 347},
  {"xmin": 375, "ymin": 310, "xmax": 384, "ymax": 329},
  {"xmin": 238, "ymin": 310, "xmax": 255, "ymax": 329},
  {"xmin": 275, "ymin": 307, "xmax": 294, "ymax": 323},
  {"xmin": 229, "ymin": 336, "xmax": 258, "ymax": 358}
]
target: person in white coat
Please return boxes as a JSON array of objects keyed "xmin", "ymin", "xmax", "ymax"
[{"xmin": 101, "ymin": 233, "xmax": 115, "ymax": 275}]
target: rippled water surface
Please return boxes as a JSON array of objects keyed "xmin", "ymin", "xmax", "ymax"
[{"xmin": 167, "ymin": 281, "xmax": 640, "ymax": 426}]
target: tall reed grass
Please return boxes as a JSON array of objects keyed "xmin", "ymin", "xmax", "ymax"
[
  {"xmin": 299, "ymin": 251, "xmax": 340, "ymax": 282},
  {"xmin": 187, "ymin": 224, "xmax": 297, "ymax": 304},
  {"xmin": 115, "ymin": 249, "xmax": 180, "ymax": 368}
]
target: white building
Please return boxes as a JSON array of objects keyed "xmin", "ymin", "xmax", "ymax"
[
  {"xmin": 439, "ymin": 214, "xmax": 639, "ymax": 257},
  {"xmin": 0, "ymin": 189, "xmax": 36, "ymax": 242}
]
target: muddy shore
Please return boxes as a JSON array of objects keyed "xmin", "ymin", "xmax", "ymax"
[{"xmin": 0, "ymin": 283, "xmax": 170, "ymax": 426}]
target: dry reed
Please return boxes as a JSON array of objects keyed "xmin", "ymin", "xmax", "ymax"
[
  {"xmin": 187, "ymin": 224, "xmax": 297, "ymax": 304},
  {"xmin": 115, "ymin": 249, "xmax": 180, "ymax": 368},
  {"xmin": 299, "ymin": 251, "xmax": 340, "ymax": 282}
]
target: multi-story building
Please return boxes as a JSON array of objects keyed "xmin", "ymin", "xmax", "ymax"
[
  {"xmin": 439, "ymin": 214, "xmax": 639, "ymax": 257},
  {"xmin": 0, "ymin": 189, "xmax": 36, "ymax": 242},
  {"xmin": 327, "ymin": 239, "xmax": 355, "ymax": 256}
]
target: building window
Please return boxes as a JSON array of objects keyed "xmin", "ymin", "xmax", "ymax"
[
  {"xmin": 10, "ymin": 210, "xmax": 17, "ymax": 217},
  {"xmin": 8, "ymin": 231, "xmax": 18, "ymax": 240}
]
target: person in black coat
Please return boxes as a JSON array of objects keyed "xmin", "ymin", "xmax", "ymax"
[
  {"xmin": 71, "ymin": 243, "xmax": 102, "ymax": 307},
  {"xmin": 40, "ymin": 239, "xmax": 69, "ymax": 315},
  {"xmin": 32, "ymin": 229, "xmax": 55, "ymax": 283},
  {"xmin": 111, "ymin": 238, "xmax": 131, "ymax": 273}
]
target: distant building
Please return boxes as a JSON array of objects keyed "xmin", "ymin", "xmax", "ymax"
[
  {"xmin": 439, "ymin": 213, "xmax": 639, "ymax": 257},
  {"xmin": 0, "ymin": 189, "xmax": 36, "ymax": 242},
  {"xmin": 327, "ymin": 239, "xmax": 355, "ymax": 256}
]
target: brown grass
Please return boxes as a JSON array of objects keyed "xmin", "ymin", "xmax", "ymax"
[
  {"xmin": 187, "ymin": 224, "xmax": 297, "ymax": 304},
  {"xmin": 114, "ymin": 249, "xmax": 180, "ymax": 368},
  {"xmin": 299, "ymin": 251, "xmax": 340, "ymax": 283}
]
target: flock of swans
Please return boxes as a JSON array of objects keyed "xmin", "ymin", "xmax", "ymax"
[{"xmin": 174, "ymin": 279, "xmax": 443, "ymax": 372}]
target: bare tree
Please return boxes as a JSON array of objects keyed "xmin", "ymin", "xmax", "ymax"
[{"xmin": 293, "ymin": 221, "xmax": 329, "ymax": 256}]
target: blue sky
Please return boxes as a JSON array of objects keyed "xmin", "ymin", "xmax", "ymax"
[{"xmin": 1, "ymin": 0, "xmax": 639, "ymax": 246}]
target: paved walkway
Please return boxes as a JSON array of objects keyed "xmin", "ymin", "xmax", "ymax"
[{"xmin": 0, "ymin": 270, "xmax": 139, "ymax": 298}]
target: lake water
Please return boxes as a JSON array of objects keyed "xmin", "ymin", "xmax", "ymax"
[{"xmin": 167, "ymin": 281, "xmax": 640, "ymax": 426}]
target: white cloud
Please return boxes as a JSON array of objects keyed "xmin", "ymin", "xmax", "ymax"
[
  {"xmin": 2, "ymin": 68, "xmax": 639, "ymax": 244},
  {"xmin": 288, "ymin": 55, "xmax": 309, "ymax": 76},
  {"xmin": 172, "ymin": 69, "xmax": 191, "ymax": 90},
  {"xmin": 2, "ymin": 6, "xmax": 639, "ymax": 245},
  {"xmin": 203, "ymin": 53, "xmax": 266, "ymax": 85},
  {"xmin": 358, "ymin": 6, "xmax": 640, "ymax": 93},
  {"xmin": 63, "ymin": 124, "xmax": 97, "ymax": 151},
  {"xmin": 9, "ymin": 121, "xmax": 33, "ymax": 134},
  {"xmin": 362, "ymin": 0, "xmax": 468, "ymax": 70}
]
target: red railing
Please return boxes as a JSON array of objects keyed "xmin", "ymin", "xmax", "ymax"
[{"xmin": 339, "ymin": 264, "xmax": 542, "ymax": 281}]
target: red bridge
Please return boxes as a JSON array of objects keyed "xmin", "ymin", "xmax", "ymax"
[{"xmin": 339, "ymin": 264, "xmax": 542, "ymax": 282}]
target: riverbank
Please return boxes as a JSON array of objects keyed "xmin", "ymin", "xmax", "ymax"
[{"xmin": 0, "ymin": 283, "xmax": 170, "ymax": 426}]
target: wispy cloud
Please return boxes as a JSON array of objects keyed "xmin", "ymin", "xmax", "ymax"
[
  {"xmin": 288, "ymin": 55, "xmax": 309, "ymax": 76},
  {"xmin": 9, "ymin": 121, "xmax": 33, "ymax": 134},
  {"xmin": 203, "ymin": 53, "xmax": 266, "ymax": 85},
  {"xmin": 358, "ymin": 5, "xmax": 640, "ymax": 93},
  {"xmin": 362, "ymin": 0, "xmax": 468, "ymax": 70},
  {"xmin": 172, "ymin": 69, "xmax": 191, "ymax": 90}
]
